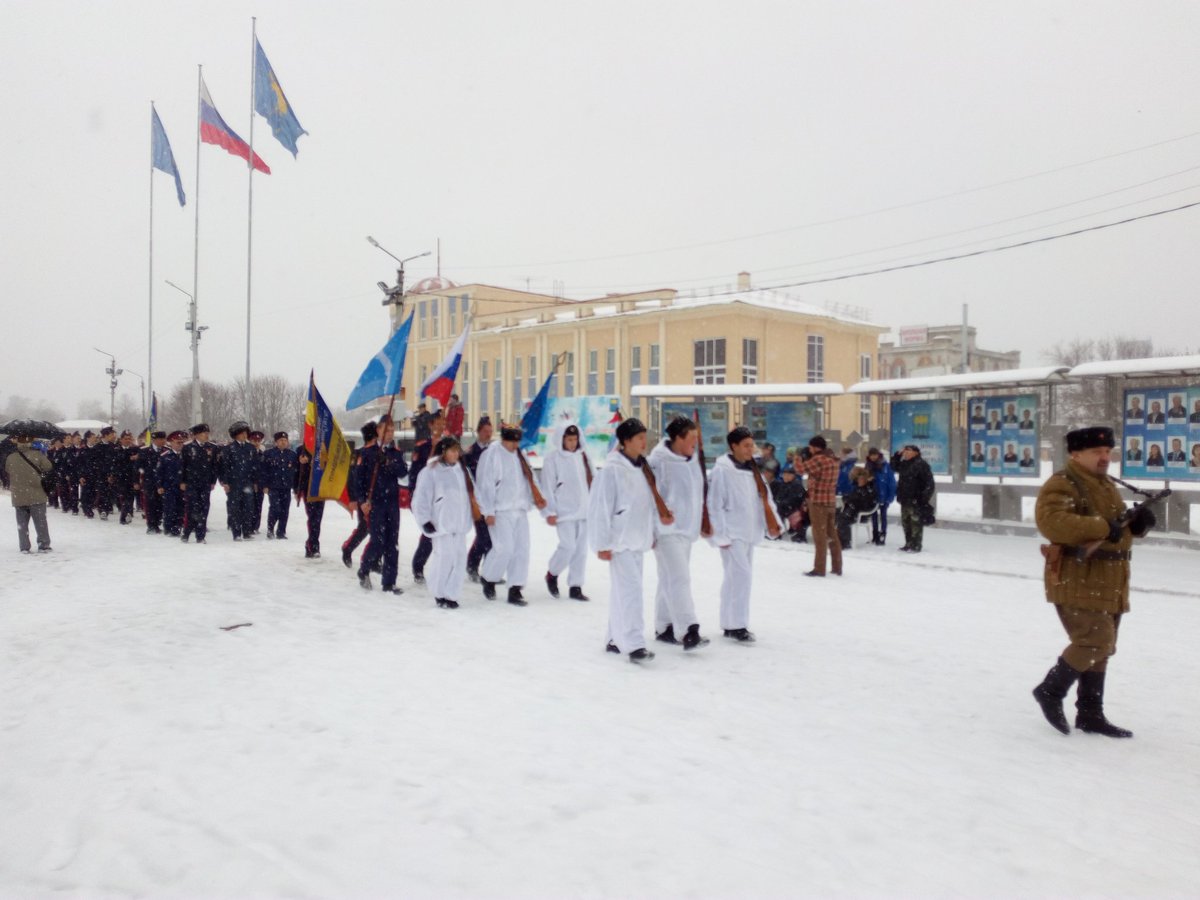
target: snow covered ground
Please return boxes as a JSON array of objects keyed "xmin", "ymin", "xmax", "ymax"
[{"xmin": 2, "ymin": 494, "xmax": 1199, "ymax": 899}]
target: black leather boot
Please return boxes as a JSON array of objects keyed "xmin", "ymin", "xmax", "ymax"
[
  {"xmin": 1075, "ymin": 671, "xmax": 1133, "ymax": 738},
  {"xmin": 1032, "ymin": 656, "xmax": 1081, "ymax": 734}
]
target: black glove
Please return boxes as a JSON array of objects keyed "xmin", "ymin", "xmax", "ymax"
[
  {"xmin": 422, "ymin": 521, "xmax": 436, "ymax": 535},
  {"xmin": 1105, "ymin": 519, "xmax": 1124, "ymax": 544},
  {"xmin": 1128, "ymin": 504, "xmax": 1157, "ymax": 537}
]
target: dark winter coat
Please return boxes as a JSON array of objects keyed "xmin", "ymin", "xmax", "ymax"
[
  {"xmin": 261, "ymin": 446, "xmax": 299, "ymax": 492},
  {"xmin": 840, "ymin": 481, "xmax": 879, "ymax": 519},
  {"xmin": 113, "ymin": 445, "xmax": 141, "ymax": 487},
  {"xmin": 219, "ymin": 440, "xmax": 257, "ymax": 488},
  {"xmin": 355, "ymin": 444, "xmax": 408, "ymax": 505},
  {"xmin": 892, "ymin": 452, "xmax": 935, "ymax": 507},
  {"xmin": 181, "ymin": 441, "xmax": 219, "ymax": 489},
  {"xmin": 769, "ymin": 478, "xmax": 807, "ymax": 519},
  {"xmin": 155, "ymin": 448, "xmax": 182, "ymax": 494},
  {"xmin": 1035, "ymin": 459, "xmax": 1139, "ymax": 614}
]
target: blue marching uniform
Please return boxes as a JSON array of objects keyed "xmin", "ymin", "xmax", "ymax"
[
  {"xmin": 356, "ymin": 443, "xmax": 408, "ymax": 591},
  {"xmin": 156, "ymin": 448, "xmax": 184, "ymax": 536},
  {"xmin": 262, "ymin": 444, "xmax": 299, "ymax": 538},
  {"xmin": 181, "ymin": 440, "xmax": 219, "ymax": 542},
  {"xmin": 219, "ymin": 439, "xmax": 258, "ymax": 540}
]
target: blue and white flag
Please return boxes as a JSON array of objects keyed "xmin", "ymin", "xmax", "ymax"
[
  {"xmin": 346, "ymin": 312, "xmax": 414, "ymax": 410},
  {"xmin": 254, "ymin": 38, "xmax": 308, "ymax": 157},
  {"xmin": 151, "ymin": 106, "xmax": 186, "ymax": 206}
]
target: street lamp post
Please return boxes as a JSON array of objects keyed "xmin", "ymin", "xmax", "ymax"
[
  {"xmin": 93, "ymin": 347, "xmax": 122, "ymax": 427},
  {"xmin": 125, "ymin": 368, "xmax": 146, "ymax": 436},
  {"xmin": 165, "ymin": 279, "xmax": 207, "ymax": 425},
  {"xmin": 366, "ymin": 236, "xmax": 430, "ymax": 313}
]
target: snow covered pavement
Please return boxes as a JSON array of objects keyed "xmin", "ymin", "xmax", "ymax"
[{"xmin": 2, "ymin": 503, "xmax": 1199, "ymax": 898}]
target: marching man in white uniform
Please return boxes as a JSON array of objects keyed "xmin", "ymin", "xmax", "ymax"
[
  {"xmin": 476, "ymin": 424, "xmax": 545, "ymax": 605},
  {"xmin": 540, "ymin": 422, "xmax": 593, "ymax": 601},
  {"xmin": 588, "ymin": 418, "xmax": 675, "ymax": 663},
  {"xmin": 649, "ymin": 416, "xmax": 711, "ymax": 651},
  {"xmin": 412, "ymin": 436, "xmax": 475, "ymax": 610},
  {"xmin": 708, "ymin": 426, "xmax": 782, "ymax": 642}
]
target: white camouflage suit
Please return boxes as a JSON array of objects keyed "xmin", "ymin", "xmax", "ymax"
[
  {"xmin": 587, "ymin": 448, "xmax": 656, "ymax": 653},
  {"xmin": 411, "ymin": 457, "xmax": 475, "ymax": 603},
  {"xmin": 708, "ymin": 454, "xmax": 780, "ymax": 631},
  {"xmin": 475, "ymin": 441, "xmax": 535, "ymax": 588},
  {"xmin": 539, "ymin": 423, "xmax": 591, "ymax": 589},
  {"xmin": 647, "ymin": 439, "xmax": 705, "ymax": 636}
]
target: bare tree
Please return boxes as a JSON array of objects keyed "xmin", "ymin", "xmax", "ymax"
[
  {"xmin": 75, "ymin": 399, "xmax": 109, "ymax": 421},
  {"xmin": 1043, "ymin": 336, "xmax": 1158, "ymax": 428},
  {"xmin": 231, "ymin": 375, "xmax": 307, "ymax": 438},
  {"xmin": 159, "ymin": 379, "xmax": 240, "ymax": 436},
  {"xmin": 1, "ymin": 395, "xmax": 63, "ymax": 422}
]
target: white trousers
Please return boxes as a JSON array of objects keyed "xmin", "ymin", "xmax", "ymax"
[
  {"xmin": 607, "ymin": 550, "xmax": 647, "ymax": 654},
  {"xmin": 481, "ymin": 509, "xmax": 530, "ymax": 587},
  {"xmin": 719, "ymin": 540, "xmax": 755, "ymax": 631},
  {"xmin": 654, "ymin": 533, "xmax": 699, "ymax": 633},
  {"xmin": 547, "ymin": 518, "xmax": 588, "ymax": 587},
  {"xmin": 428, "ymin": 532, "xmax": 468, "ymax": 602}
]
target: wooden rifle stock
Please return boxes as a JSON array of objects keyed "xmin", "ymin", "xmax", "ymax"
[
  {"xmin": 639, "ymin": 457, "xmax": 674, "ymax": 525},
  {"xmin": 462, "ymin": 463, "xmax": 483, "ymax": 522},
  {"xmin": 693, "ymin": 408, "xmax": 713, "ymax": 534},
  {"xmin": 750, "ymin": 460, "xmax": 782, "ymax": 536},
  {"xmin": 516, "ymin": 449, "xmax": 547, "ymax": 509}
]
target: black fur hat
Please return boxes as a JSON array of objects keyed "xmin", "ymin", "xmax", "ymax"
[
  {"xmin": 615, "ymin": 417, "xmax": 646, "ymax": 443},
  {"xmin": 1066, "ymin": 426, "xmax": 1115, "ymax": 452}
]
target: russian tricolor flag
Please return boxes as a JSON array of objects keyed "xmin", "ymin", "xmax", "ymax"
[
  {"xmin": 200, "ymin": 77, "xmax": 270, "ymax": 174},
  {"xmin": 419, "ymin": 322, "xmax": 470, "ymax": 407}
]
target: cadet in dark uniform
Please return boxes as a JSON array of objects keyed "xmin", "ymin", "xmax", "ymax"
[
  {"xmin": 57, "ymin": 433, "xmax": 80, "ymax": 515},
  {"xmin": 464, "ymin": 416, "xmax": 494, "ymax": 581},
  {"xmin": 356, "ymin": 414, "xmax": 408, "ymax": 592},
  {"xmin": 156, "ymin": 431, "xmax": 186, "ymax": 536},
  {"xmin": 296, "ymin": 446, "xmax": 325, "ymax": 558},
  {"xmin": 262, "ymin": 431, "xmax": 298, "ymax": 539},
  {"xmin": 341, "ymin": 423, "xmax": 376, "ymax": 568},
  {"xmin": 139, "ymin": 432, "xmax": 167, "ymax": 533},
  {"xmin": 249, "ymin": 430, "xmax": 267, "ymax": 535},
  {"xmin": 112, "ymin": 431, "xmax": 141, "ymax": 525},
  {"xmin": 78, "ymin": 431, "xmax": 98, "ymax": 517},
  {"xmin": 45, "ymin": 438, "xmax": 63, "ymax": 509},
  {"xmin": 92, "ymin": 426, "xmax": 118, "ymax": 520},
  {"xmin": 180, "ymin": 423, "xmax": 219, "ymax": 543},
  {"xmin": 220, "ymin": 421, "xmax": 258, "ymax": 541}
]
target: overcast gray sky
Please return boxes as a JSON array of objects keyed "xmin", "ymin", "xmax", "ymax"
[{"xmin": 3, "ymin": 0, "xmax": 1199, "ymax": 418}]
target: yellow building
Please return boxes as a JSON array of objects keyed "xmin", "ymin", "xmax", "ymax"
[{"xmin": 397, "ymin": 273, "xmax": 886, "ymax": 437}]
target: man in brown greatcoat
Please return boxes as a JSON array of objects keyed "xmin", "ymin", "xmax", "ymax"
[{"xmin": 1032, "ymin": 426, "xmax": 1156, "ymax": 738}]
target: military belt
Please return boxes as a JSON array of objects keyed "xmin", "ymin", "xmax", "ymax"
[{"xmin": 1067, "ymin": 548, "xmax": 1131, "ymax": 562}]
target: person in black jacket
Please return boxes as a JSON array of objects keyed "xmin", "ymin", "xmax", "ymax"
[
  {"xmin": 220, "ymin": 422, "xmax": 258, "ymax": 541},
  {"xmin": 156, "ymin": 432, "xmax": 186, "ymax": 536},
  {"xmin": 463, "ymin": 417, "xmax": 494, "ymax": 580},
  {"xmin": 248, "ymin": 430, "xmax": 267, "ymax": 535},
  {"xmin": 891, "ymin": 444, "xmax": 935, "ymax": 553},
  {"xmin": 112, "ymin": 431, "xmax": 142, "ymax": 525},
  {"xmin": 836, "ymin": 467, "xmax": 878, "ymax": 549},
  {"xmin": 261, "ymin": 431, "xmax": 298, "ymax": 539},
  {"xmin": 355, "ymin": 413, "xmax": 409, "ymax": 591},
  {"xmin": 180, "ymin": 424, "xmax": 219, "ymax": 543},
  {"xmin": 90, "ymin": 427, "xmax": 118, "ymax": 520},
  {"xmin": 138, "ymin": 432, "xmax": 167, "ymax": 532},
  {"xmin": 769, "ymin": 465, "xmax": 808, "ymax": 543}
]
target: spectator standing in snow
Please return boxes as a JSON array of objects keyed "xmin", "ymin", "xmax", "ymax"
[
  {"xmin": 865, "ymin": 447, "xmax": 897, "ymax": 545},
  {"xmin": 1031, "ymin": 426, "xmax": 1155, "ymax": 738},
  {"xmin": 836, "ymin": 466, "xmax": 878, "ymax": 549},
  {"xmin": 5, "ymin": 431, "xmax": 53, "ymax": 553},
  {"xmin": 444, "ymin": 394, "xmax": 465, "ymax": 439},
  {"xmin": 835, "ymin": 445, "xmax": 858, "ymax": 498},
  {"xmin": 795, "ymin": 435, "xmax": 842, "ymax": 577},
  {"xmin": 891, "ymin": 445, "xmax": 935, "ymax": 553}
]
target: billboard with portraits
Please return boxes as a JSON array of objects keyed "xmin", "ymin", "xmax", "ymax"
[
  {"xmin": 1122, "ymin": 387, "xmax": 1200, "ymax": 481},
  {"xmin": 890, "ymin": 399, "xmax": 952, "ymax": 475},
  {"xmin": 965, "ymin": 393, "xmax": 1040, "ymax": 477}
]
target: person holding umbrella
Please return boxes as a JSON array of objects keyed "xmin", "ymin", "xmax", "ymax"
[{"xmin": 2, "ymin": 424, "xmax": 55, "ymax": 553}]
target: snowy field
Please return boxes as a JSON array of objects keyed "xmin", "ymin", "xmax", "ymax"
[{"xmin": 2, "ymin": 493, "xmax": 1199, "ymax": 899}]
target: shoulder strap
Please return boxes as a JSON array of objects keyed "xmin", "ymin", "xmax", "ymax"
[
  {"xmin": 580, "ymin": 450, "xmax": 593, "ymax": 489},
  {"xmin": 1058, "ymin": 466, "xmax": 1090, "ymax": 516},
  {"xmin": 16, "ymin": 450, "xmax": 46, "ymax": 477}
]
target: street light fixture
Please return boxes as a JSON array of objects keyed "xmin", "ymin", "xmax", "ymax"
[
  {"xmin": 366, "ymin": 236, "xmax": 430, "ymax": 307},
  {"xmin": 93, "ymin": 347, "xmax": 122, "ymax": 427},
  {"xmin": 165, "ymin": 279, "xmax": 206, "ymax": 425}
]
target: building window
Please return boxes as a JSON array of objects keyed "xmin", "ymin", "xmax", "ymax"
[
  {"xmin": 630, "ymin": 346, "xmax": 642, "ymax": 419},
  {"xmin": 528, "ymin": 355, "xmax": 537, "ymax": 400},
  {"xmin": 513, "ymin": 356, "xmax": 523, "ymax": 412},
  {"xmin": 448, "ymin": 296, "xmax": 457, "ymax": 335},
  {"xmin": 693, "ymin": 338, "xmax": 726, "ymax": 385},
  {"xmin": 430, "ymin": 298, "xmax": 440, "ymax": 339},
  {"xmin": 860, "ymin": 353, "xmax": 872, "ymax": 381},
  {"xmin": 649, "ymin": 344, "xmax": 660, "ymax": 385},
  {"xmin": 494, "ymin": 358, "xmax": 502, "ymax": 417},
  {"xmin": 419, "ymin": 365, "xmax": 427, "ymax": 388},
  {"xmin": 461, "ymin": 361, "xmax": 469, "ymax": 414},
  {"xmin": 418, "ymin": 301, "xmax": 427, "ymax": 340},
  {"xmin": 588, "ymin": 349, "xmax": 599, "ymax": 395},
  {"xmin": 807, "ymin": 335, "xmax": 825, "ymax": 382},
  {"xmin": 860, "ymin": 396, "xmax": 871, "ymax": 435},
  {"xmin": 742, "ymin": 338, "xmax": 758, "ymax": 384},
  {"xmin": 605, "ymin": 348, "xmax": 616, "ymax": 394},
  {"xmin": 565, "ymin": 351, "xmax": 576, "ymax": 397},
  {"xmin": 479, "ymin": 360, "xmax": 488, "ymax": 420},
  {"xmin": 460, "ymin": 294, "xmax": 469, "ymax": 319}
]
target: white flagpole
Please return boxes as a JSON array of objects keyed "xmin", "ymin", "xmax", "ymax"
[
  {"xmin": 148, "ymin": 101, "xmax": 155, "ymax": 423},
  {"xmin": 191, "ymin": 65, "xmax": 204, "ymax": 425},
  {"xmin": 245, "ymin": 16, "xmax": 257, "ymax": 418}
]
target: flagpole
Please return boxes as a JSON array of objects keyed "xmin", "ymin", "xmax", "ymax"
[
  {"xmin": 244, "ymin": 16, "xmax": 257, "ymax": 420},
  {"xmin": 191, "ymin": 65, "xmax": 203, "ymax": 425},
  {"xmin": 148, "ymin": 101, "xmax": 155, "ymax": 425}
]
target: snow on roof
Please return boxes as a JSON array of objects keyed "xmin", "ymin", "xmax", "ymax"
[
  {"xmin": 632, "ymin": 383, "xmax": 845, "ymax": 398},
  {"xmin": 1067, "ymin": 355, "xmax": 1200, "ymax": 378},
  {"xmin": 847, "ymin": 366, "xmax": 1070, "ymax": 394}
]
